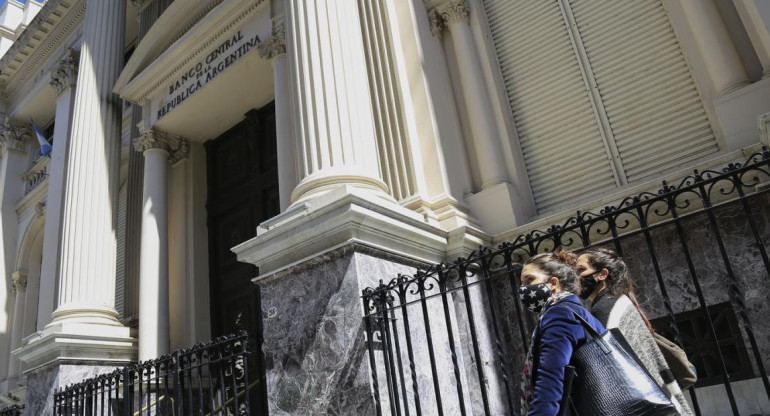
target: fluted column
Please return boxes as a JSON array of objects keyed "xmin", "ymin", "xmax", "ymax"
[
  {"xmin": 437, "ymin": 0, "xmax": 507, "ymax": 189},
  {"xmin": 133, "ymin": 128, "xmax": 188, "ymax": 361},
  {"xmin": 7, "ymin": 271, "xmax": 26, "ymax": 383},
  {"xmin": 38, "ymin": 48, "xmax": 78, "ymax": 330},
  {"xmin": 285, "ymin": 0, "xmax": 390, "ymax": 203},
  {"xmin": 0, "ymin": 120, "xmax": 28, "ymax": 383},
  {"xmin": 680, "ymin": 0, "xmax": 750, "ymax": 96},
  {"xmin": 51, "ymin": 0, "xmax": 126, "ymax": 325},
  {"xmin": 259, "ymin": 24, "xmax": 295, "ymax": 211}
]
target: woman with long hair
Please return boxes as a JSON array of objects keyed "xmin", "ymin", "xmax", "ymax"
[
  {"xmin": 576, "ymin": 247, "xmax": 693, "ymax": 415},
  {"xmin": 519, "ymin": 249, "xmax": 605, "ymax": 415}
]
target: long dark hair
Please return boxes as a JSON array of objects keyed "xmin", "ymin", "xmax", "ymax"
[
  {"xmin": 525, "ymin": 248, "xmax": 580, "ymax": 294},
  {"xmin": 581, "ymin": 247, "xmax": 654, "ymax": 333}
]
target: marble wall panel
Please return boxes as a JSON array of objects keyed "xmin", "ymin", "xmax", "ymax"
[{"xmin": 24, "ymin": 364, "xmax": 116, "ymax": 416}]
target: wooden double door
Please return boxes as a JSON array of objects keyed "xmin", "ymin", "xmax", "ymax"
[{"xmin": 205, "ymin": 103, "xmax": 278, "ymax": 340}]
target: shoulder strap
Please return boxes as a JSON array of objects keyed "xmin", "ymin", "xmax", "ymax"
[{"xmin": 557, "ymin": 303, "xmax": 611, "ymax": 354}]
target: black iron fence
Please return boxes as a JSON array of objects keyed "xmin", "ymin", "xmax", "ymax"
[
  {"xmin": 54, "ymin": 331, "xmax": 259, "ymax": 416},
  {"xmin": 0, "ymin": 405, "xmax": 23, "ymax": 416},
  {"xmin": 362, "ymin": 148, "xmax": 770, "ymax": 416}
]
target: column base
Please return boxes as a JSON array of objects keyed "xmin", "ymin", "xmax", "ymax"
[
  {"xmin": 715, "ymin": 77, "xmax": 770, "ymax": 151},
  {"xmin": 465, "ymin": 181, "xmax": 531, "ymax": 235},
  {"xmin": 15, "ymin": 321, "xmax": 136, "ymax": 374}
]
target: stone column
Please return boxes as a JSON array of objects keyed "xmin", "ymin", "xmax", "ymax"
[
  {"xmin": 285, "ymin": 0, "xmax": 390, "ymax": 204},
  {"xmin": 680, "ymin": 0, "xmax": 750, "ymax": 96},
  {"xmin": 6, "ymin": 271, "xmax": 26, "ymax": 384},
  {"xmin": 735, "ymin": 0, "xmax": 770, "ymax": 78},
  {"xmin": 133, "ymin": 128, "xmax": 188, "ymax": 361},
  {"xmin": 0, "ymin": 119, "xmax": 28, "ymax": 383},
  {"xmin": 38, "ymin": 48, "xmax": 78, "ymax": 331},
  {"xmin": 50, "ymin": 0, "xmax": 126, "ymax": 325},
  {"xmin": 437, "ymin": 0, "xmax": 508, "ymax": 189},
  {"xmin": 259, "ymin": 25, "xmax": 296, "ymax": 211}
]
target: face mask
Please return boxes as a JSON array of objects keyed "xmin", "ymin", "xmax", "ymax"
[
  {"xmin": 519, "ymin": 283, "xmax": 552, "ymax": 313},
  {"xmin": 579, "ymin": 271, "xmax": 601, "ymax": 299}
]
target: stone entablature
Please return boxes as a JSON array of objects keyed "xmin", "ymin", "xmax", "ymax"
[{"xmin": 0, "ymin": 0, "xmax": 85, "ymax": 101}]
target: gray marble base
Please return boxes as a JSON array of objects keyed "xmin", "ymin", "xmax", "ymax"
[
  {"xmin": 258, "ymin": 244, "xmax": 427, "ymax": 415},
  {"xmin": 23, "ymin": 363, "xmax": 116, "ymax": 416}
]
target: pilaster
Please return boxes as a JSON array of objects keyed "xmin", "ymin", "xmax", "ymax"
[
  {"xmin": 260, "ymin": 24, "xmax": 296, "ymax": 211},
  {"xmin": 680, "ymin": 0, "xmax": 750, "ymax": 96}
]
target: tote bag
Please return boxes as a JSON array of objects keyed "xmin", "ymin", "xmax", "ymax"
[{"xmin": 557, "ymin": 307, "xmax": 679, "ymax": 416}]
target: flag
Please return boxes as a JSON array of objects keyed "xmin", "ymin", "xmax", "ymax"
[{"xmin": 30, "ymin": 119, "xmax": 52, "ymax": 157}]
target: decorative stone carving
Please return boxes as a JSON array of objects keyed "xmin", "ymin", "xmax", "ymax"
[
  {"xmin": 258, "ymin": 26, "xmax": 286, "ymax": 60},
  {"xmin": 760, "ymin": 112, "xmax": 770, "ymax": 147},
  {"xmin": 428, "ymin": 9, "xmax": 445, "ymax": 38},
  {"xmin": 49, "ymin": 48, "xmax": 79, "ymax": 96},
  {"xmin": 0, "ymin": 117, "xmax": 29, "ymax": 154},
  {"xmin": 132, "ymin": 127, "xmax": 189, "ymax": 165},
  {"xmin": 11, "ymin": 271, "xmax": 27, "ymax": 294},
  {"xmin": 36, "ymin": 201, "xmax": 47, "ymax": 218},
  {"xmin": 168, "ymin": 136, "xmax": 190, "ymax": 166},
  {"xmin": 441, "ymin": 0, "xmax": 470, "ymax": 26},
  {"xmin": 133, "ymin": 127, "xmax": 170, "ymax": 153}
]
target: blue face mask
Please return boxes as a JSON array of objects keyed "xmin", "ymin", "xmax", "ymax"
[{"xmin": 519, "ymin": 283, "xmax": 552, "ymax": 313}]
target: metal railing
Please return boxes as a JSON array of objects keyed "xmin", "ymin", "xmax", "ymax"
[
  {"xmin": 0, "ymin": 405, "xmax": 23, "ymax": 416},
  {"xmin": 54, "ymin": 331, "xmax": 259, "ymax": 416},
  {"xmin": 362, "ymin": 148, "xmax": 770, "ymax": 416}
]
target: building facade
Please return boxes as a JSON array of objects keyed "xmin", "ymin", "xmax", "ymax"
[{"xmin": 0, "ymin": 0, "xmax": 765, "ymax": 414}]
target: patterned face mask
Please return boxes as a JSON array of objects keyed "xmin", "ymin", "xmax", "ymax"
[{"xmin": 519, "ymin": 283, "xmax": 552, "ymax": 313}]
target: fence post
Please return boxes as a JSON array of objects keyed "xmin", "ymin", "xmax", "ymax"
[
  {"xmin": 172, "ymin": 350, "xmax": 183, "ymax": 416},
  {"xmin": 122, "ymin": 367, "xmax": 131, "ymax": 416}
]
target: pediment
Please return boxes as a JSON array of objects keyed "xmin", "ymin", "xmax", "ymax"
[{"xmin": 114, "ymin": 0, "xmax": 269, "ymax": 104}]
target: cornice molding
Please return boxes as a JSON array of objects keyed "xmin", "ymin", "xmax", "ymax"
[
  {"xmin": 0, "ymin": 0, "xmax": 85, "ymax": 100},
  {"xmin": 49, "ymin": 48, "xmax": 79, "ymax": 96}
]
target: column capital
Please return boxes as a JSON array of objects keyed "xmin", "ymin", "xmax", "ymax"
[
  {"xmin": 36, "ymin": 201, "xmax": 47, "ymax": 218},
  {"xmin": 0, "ymin": 117, "xmax": 29, "ymax": 154},
  {"xmin": 428, "ymin": 9, "xmax": 446, "ymax": 38},
  {"xmin": 133, "ymin": 127, "xmax": 189, "ymax": 164},
  {"xmin": 11, "ymin": 270, "xmax": 27, "ymax": 294},
  {"xmin": 49, "ymin": 48, "xmax": 79, "ymax": 96},
  {"xmin": 760, "ymin": 112, "xmax": 770, "ymax": 147},
  {"xmin": 258, "ymin": 26, "xmax": 287, "ymax": 60},
  {"xmin": 441, "ymin": 0, "xmax": 470, "ymax": 27},
  {"xmin": 133, "ymin": 127, "xmax": 171, "ymax": 153}
]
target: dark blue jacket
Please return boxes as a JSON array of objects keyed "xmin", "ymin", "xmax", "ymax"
[{"xmin": 529, "ymin": 295, "xmax": 606, "ymax": 416}]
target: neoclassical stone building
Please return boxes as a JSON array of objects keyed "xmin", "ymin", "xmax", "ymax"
[{"xmin": 0, "ymin": 0, "xmax": 765, "ymax": 414}]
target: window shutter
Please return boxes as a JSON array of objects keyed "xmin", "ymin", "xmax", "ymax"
[
  {"xmin": 483, "ymin": 0, "xmax": 617, "ymax": 213},
  {"xmin": 569, "ymin": 0, "xmax": 718, "ymax": 182},
  {"xmin": 115, "ymin": 184, "xmax": 127, "ymax": 319}
]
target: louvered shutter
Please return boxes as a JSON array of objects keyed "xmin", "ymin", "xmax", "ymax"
[
  {"xmin": 569, "ymin": 0, "xmax": 718, "ymax": 182},
  {"xmin": 484, "ymin": 0, "xmax": 617, "ymax": 213},
  {"xmin": 115, "ymin": 184, "xmax": 127, "ymax": 318}
]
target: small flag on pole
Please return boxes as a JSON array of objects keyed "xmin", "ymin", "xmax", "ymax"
[{"xmin": 30, "ymin": 119, "xmax": 52, "ymax": 157}]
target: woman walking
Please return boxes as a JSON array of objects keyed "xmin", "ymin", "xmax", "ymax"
[
  {"xmin": 576, "ymin": 247, "xmax": 693, "ymax": 415},
  {"xmin": 519, "ymin": 249, "xmax": 605, "ymax": 415}
]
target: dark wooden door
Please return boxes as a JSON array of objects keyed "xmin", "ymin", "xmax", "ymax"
[{"xmin": 205, "ymin": 103, "xmax": 279, "ymax": 338}]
